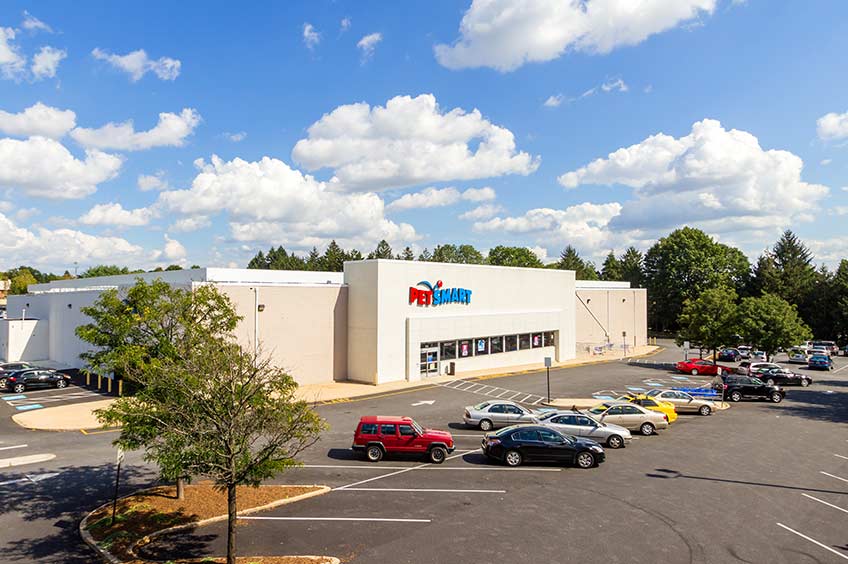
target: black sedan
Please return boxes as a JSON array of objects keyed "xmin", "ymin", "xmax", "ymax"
[
  {"xmin": 0, "ymin": 362, "xmax": 39, "ymax": 388},
  {"xmin": 714, "ymin": 375, "xmax": 785, "ymax": 403},
  {"xmin": 4, "ymin": 369, "xmax": 70, "ymax": 394},
  {"xmin": 481, "ymin": 425, "xmax": 605, "ymax": 468},
  {"xmin": 757, "ymin": 367, "xmax": 812, "ymax": 387},
  {"xmin": 717, "ymin": 348, "xmax": 741, "ymax": 362}
]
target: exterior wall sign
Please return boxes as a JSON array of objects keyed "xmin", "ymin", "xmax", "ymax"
[{"xmin": 408, "ymin": 280, "xmax": 472, "ymax": 306}]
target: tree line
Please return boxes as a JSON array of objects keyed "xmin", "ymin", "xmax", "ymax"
[{"xmin": 2, "ymin": 264, "xmax": 199, "ymax": 295}]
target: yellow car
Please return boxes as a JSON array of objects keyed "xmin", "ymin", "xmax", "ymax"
[{"xmin": 616, "ymin": 394, "xmax": 678, "ymax": 423}]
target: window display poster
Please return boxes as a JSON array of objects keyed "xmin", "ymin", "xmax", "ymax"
[
  {"xmin": 477, "ymin": 339, "xmax": 485, "ymax": 352},
  {"xmin": 461, "ymin": 342, "xmax": 470, "ymax": 357},
  {"xmin": 533, "ymin": 334, "xmax": 541, "ymax": 347}
]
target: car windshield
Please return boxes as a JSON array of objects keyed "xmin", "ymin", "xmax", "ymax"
[
  {"xmin": 472, "ymin": 401, "xmax": 491, "ymax": 410},
  {"xmin": 537, "ymin": 412, "xmax": 557, "ymax": 421},
  {"xmin": 751, "ymin": 377, "xmax": 765, "ymax": 385},
  {"xmin": 646, "ymin": 389, "xmax": 661, "ymax": 397},
  {"xmin": 410, "ymin": 420, "xmax": 424, "ymax": 435},
  {"xmin": 588, "ymin": 404, "xmax": 609, "ymax": 415}
]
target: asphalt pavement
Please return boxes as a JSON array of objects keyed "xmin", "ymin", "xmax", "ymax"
[{"xmin": 2, "ymin": 342, "xmax": 846, "ymax": 563}]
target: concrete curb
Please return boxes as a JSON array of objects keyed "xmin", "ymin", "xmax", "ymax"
[{"xmin": 80, "ymin": 484, "xmax": 333, "ymax": 564}]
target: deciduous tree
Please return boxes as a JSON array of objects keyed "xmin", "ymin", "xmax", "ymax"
[
  {"xmin": 486, "ymin": 245, "xmax": 544, "ymax": 268},
  {"xmin": 676, "ymin": 286, "xmax": 739, "ymax": 363},
  {"xmin": 736, "ymin": 293, "xmax": 812, "ymax": 360}
]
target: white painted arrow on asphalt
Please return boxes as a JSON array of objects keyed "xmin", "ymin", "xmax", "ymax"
[
  {"xmin": 411, "ymin": 400, "xmax": 435, "ymax": 406},
  {"xmin": 0, "ymin": 472, "xmax": 60, "ymax": 486}
]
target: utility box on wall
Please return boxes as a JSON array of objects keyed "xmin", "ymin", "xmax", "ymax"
[{"xmin": 0, "ymin": 318, "xmax": 49, "ymax": 362}]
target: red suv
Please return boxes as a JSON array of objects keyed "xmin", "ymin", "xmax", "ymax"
[{"xmin": 352, "ymin": 416, "xmax": 455, "ymax": 464}]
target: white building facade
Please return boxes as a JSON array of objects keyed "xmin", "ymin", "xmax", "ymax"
[{"xmin": 4, "ymin": 261, "xmax": 646, "ymax": 386}]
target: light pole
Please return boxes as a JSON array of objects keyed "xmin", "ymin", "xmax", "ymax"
[{"xmin": 544, "ymin": 357, "xmax": 552, "ymax": 403}]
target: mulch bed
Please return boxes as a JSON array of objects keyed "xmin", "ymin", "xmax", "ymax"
[{"xmin": 85, "ymin": 482, "xmax": 326, "ymax": 563}]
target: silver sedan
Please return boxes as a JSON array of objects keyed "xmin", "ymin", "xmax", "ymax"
[
  {"xmin": 463, "ymin": 400, "xmax": 540, "ymax": 431},
  {"xmin": 535, "ymin": 410, "xmax": 632, "ymax": 449}
]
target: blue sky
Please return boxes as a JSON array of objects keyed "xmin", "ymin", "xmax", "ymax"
[{"xmin": 1, "ymin": 0, "xmax": 846, "ymax": 273}]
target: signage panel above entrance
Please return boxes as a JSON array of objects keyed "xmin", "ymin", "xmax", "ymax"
[{"xmin": 408, "ymin": 280, "xmax": 472, "ymax": 306}]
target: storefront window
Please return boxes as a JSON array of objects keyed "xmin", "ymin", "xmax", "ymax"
[
  {"xmin": 490, "ymin": 336, "xmax": 504, "ymax": 354},
  {"xmin": 475, "ymin": 337, "xmax": 489, "ymax": 355},
  {"xmin": 543, "ymin": 331, "xmax": 555, "ymax": 347},
  {"xmin": 421, "ymin": 342, "xmax": 439, "ymax": 349},
  {"xmin": 505, "ymin": 335, "xmax": 518, "ymax": 352},
  {"xmin": 519, "ymin": 334, "xmax": 531, "ymax": 350},
  {"xmin": 532, "ymin": 333, "xmax": 543, "ymax": 348},
  {"xmin": 441, "ymin": 340, "xmax": 457, "ymax": 360},
  {"xmin": 459, "ymin": 340, "xmax": 472, "ymax": 358}
]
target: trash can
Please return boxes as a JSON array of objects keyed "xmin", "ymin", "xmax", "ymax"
[{"xmin": 447, "ymin": 362, "xmax": 456, "ymax": 376}]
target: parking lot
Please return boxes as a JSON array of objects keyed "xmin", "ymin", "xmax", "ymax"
[
  {"xmin": 135, "ymin": 344, "xmax": 848, "ymax": 564},
  {"xmin": 0, "ymin": 383, "xmax": 108, "ymax": 415}
]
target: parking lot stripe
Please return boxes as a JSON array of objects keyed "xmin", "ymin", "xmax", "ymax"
[
  {"xmin": 1, "ymin": 395, "xmax": 26, "ymax": 401},
  {"xmin": 337, "ymin": 488, "xmax": 506, "ymax": 493},
  {"xmin": 531, "ymin": 398, "xmax": 543, "ymax": 405},
  {"xmin": 821, "ymin": 471, "xmax": 848, "ymax": 484},
  {"xmin": 0, "ymin": 453, "xmax": 56, "ymax": 468},
  {"xmin": 0, "ymin": 444, "xmax": 27, "ymax": 451},
  {"xmin": 776, "ymin": 523, "xmax": 848, "ymax": 560},
  {"xmin": 506, "ymin": 391, "xmax": 522, "ymax": 400},
  {"xmin": 15, "ymin": 404, "xmax": 43, "ymax": 411},
  {"xmin": 519, "ymin": 394, "xmax": 533, "ymax": 402},
  {"xmin": 495, "ymin": 389, "xmax": 511, "ymax": 398},
  {"xmin": 240, "ymin": 516, "xmax": 431, "ymax": 523},
  {"xmin": 834, "ymin": 454, "xmax": 848, "ymax": 461},
  {"xmin": 802, "ymin": 493, "xmax": 848, "ymax": 515}
]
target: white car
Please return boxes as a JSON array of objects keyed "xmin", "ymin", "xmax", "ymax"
[
  {"xmin": 737, "ymin": 361, "xmax": 781, "ymax": 375},
  {"xmin": 787, "ymin": 348, "xmax": 809, "ymax": 364},
  {"xmin": 737, "ymin": 346, "xmax": 752, "ymax": 359},
  {"xmin": 809, "ymin": 346, "xmax": 829, "ymax": 357}
]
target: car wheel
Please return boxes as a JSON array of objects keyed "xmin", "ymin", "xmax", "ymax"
[
  {"xmin": 766, "ymin": 378, "xmax": 775, "ymax": 386},
  {"xmin": 428, "ymin": 446, "xmax": 447, "ymax": 464},
  {"xmin": 366, "ymin": 445, "xmax": 384, "ymax": 462},
  {"xmin": 730, "ymin": 391, "xmax": 742, "ymax": 402},
  {"xmin": 504, "ymin": 450, "xmax": 522, "ymax": 467},
  {"xmin": 56, "ymin": 379, "xmax": 68, "ymax": 389},
  {"xmin": 606, "ymin": 434, "xmax": 624, "ymax": 449},
  {"xmin": 691, "ymin": 369, "xmax": 699, "ymax": 376},
  {"xmin": 770, "ymin": 392, "xmax": 783, "ymax": 403},
  {"xmin": 12, "ymin": 383, "xmax": 25, "ymax": 394},
  {"xmin": 0, "ymin": 378, "xmax": 5, "ymax": 388},
  {"xmin": 575, "ymin": 451, "xmax": 595, "ymax": 469},
  {"xmin": 800, "ymin": 378, "xmax": 810, "ymax": 387},
  {"xmin": 699, "ymin": 405, "xmax": 712, "ymax": 416},
  {"xmin": 639, "ymin": 422, "xmax": 655, "ymax": 436},
  {"xmin": 479, "ymin": 419, "xmax": 493, "ymax": 432}
]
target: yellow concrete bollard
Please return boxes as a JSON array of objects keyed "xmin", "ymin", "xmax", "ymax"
[
  {"xmin": 97, "ymin": 375, "xmax": 101, "ymax": 389},
  {"xmin": 86, "ymin": 372, "xmax": 90, "ymax": 386},
  {"xmin": 118, "ymin": 380, "xmax": 123, "ymax": 396},
  {"xmin": 107, "ymin": 378, "xmax": 112, "ymax": 393}
]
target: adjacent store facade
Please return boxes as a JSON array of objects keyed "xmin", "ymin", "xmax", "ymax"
[{"xmin": 4, "ymin": 261, "xmax": 646, "ymax": 386}]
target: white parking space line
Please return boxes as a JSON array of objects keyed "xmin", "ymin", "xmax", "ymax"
[
  {"xmin": 833, "ymin": 363, "xmax": 848, "ymax": 373},
  {"xmin": 802, "ymin": 494, "xmax": 848, "ymax": 515},
  {"xmin": 241, "ymin": 516, "xmax": 431, "ymax": 523},
  {"xmin": 334, "ymin": 449, "xmax": 478, "ymax": 490},
  {"xmin": 520, "ymin": 394, "xmax": 533, "ymax": 402},
  {"xmin": 337, "ymin": 488, "xmax": 506, "ymax": 493},
  {"xmin": 834, "ymin": 454, "xmax": 848, "ymax": 461},
  {"xmin": 821, "ymin": 471, "xmax": 848, "ymax": 484},
  {"xmin": 531, "ymin": 398, "xmax": 543, "ymax": 405},
  {"xmin": 776, "ymin": 523, "xmax": 848, "ymax": 560},
  {"xmin": 495, "ymin": 389, "xmax": 511, "ymax": 398},
  {"xmin": 0, "ymin": 453, "xmax": 56, "ymax": 468},
  {"xmin": 506, "ymin": 392, "xmax": 522, "ymax": 400},
  {"xmin": 0, "ymin": 444, "xmax": 27, "ymax": 451},
  {"xmin": 464, "ymin": 384, "xmax": 484, "ymax": 392}
]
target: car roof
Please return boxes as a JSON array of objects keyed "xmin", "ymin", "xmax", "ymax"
[{"xmin": 358, "ymin": 416, "xmax": 414, "ymax": 424}]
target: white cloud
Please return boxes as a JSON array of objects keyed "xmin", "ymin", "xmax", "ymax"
[
  {"xmin": 225, "ymin": 131, "xmax": 247, "ymax": 142},
  {"xmin": 357, "ymin": 32, "xmax": 382, "ymax": 61},
  {"xmin": 600, "ymin": 78, "xmax": 628, "ymax": 93},
  {"xmin": 169, "ymin": 216, "xmax": 210, "ymax": 233},
  {"xmin": 163, "ymin": 234, "xmax": 187, "ymax": 261},
  {"xmin": 0, "ymin": 212, "xmax": 148, "ymax": 271},
  {"xmin": 137, "ymin": 171, "xmax": 169, "ymax": 191},
  {"xmin": 435, "ymin": 0, "xmax": 715, "ymax": 71},
  {"xmin": 807, "ymin": 237, "xmax": 848, "ymax": 268},
  {"xmin": 544, "ymin": 94, "xmax": 564, "ymax": 108},
  {"xmin": 80, "ymin": 202, "xmax": 155, "ymax": 227},
  {"xmin": 458, "ymin": 203, "xmax": 504, "ymax": 220},
  {"xmin": 292, "ymin": 93, "xmax": 539, "ymax": 191},
  {"xmin": 387, "ymin": 187, "xmax": 461, "ymax": 211},
  {"xmin": 462, "ymin": 186, "xmax": 496, "ymax": 201},
  {"xmin": 820, "ymin": 159, "xmax": 832, "ymax": 166},
  {"xmin": 0, "ymin": 27, "xmax": 26, "ymax": 80},
  {"xmin": 558, "ymin": 119, "xmax": 829, "ymax": 233},
  {"xmin": 31, "ymin": 46, "xmax": 66, "ymax": 79},
  {"xmin": 303, "ymin": 23, "xmax": 321, "ymax": 50},
  {"xmin": 340, "ymin": 18, "xmax": 352, "ymax": 32},
  {"xmin": 22, "ymin": 11, "xmax": 52, "ymax": 33},
  {"xmin": 159, "ymin": 155, "xmax": 418, "ymax": 250},
  {"xmin": 92, "ymin": 48, "xmax": 181, "ymax": 81},
  {"xmin": 70, "ymin": 108, "xmax": 201, "ymax": 151},
  {"xmin": 14, "ymin": 207, "xmax": 37, "ymax": 221},
  {"xmin": 817, "ymin": 110, "xmax": 848, "ymax": 141},
  {"xmin": 0, "ymin": 102, "xmax": 76, "ymax": 138},
  {"xmin": 0, "ymin": 136, "xmax": 122, "ymax": 199}
]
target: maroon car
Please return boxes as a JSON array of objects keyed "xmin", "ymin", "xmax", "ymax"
[{"xmin": 352, "ymin": 416, "xmax": 455, "ymax": 463}]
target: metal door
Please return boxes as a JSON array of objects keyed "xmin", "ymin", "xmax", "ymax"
[{"xmin": 419, "ymin": 344, "xmax": 439, "ymax": 377}]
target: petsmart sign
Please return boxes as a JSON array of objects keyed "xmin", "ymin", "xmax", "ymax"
[{"xmin": 409, "ymin": 280, "xmax": 472, "ymax": 306}]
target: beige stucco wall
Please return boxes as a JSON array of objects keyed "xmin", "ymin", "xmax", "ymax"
[
  {"xmin": 221, "ymin": 284, "xmax": 348, "ymax": 385},
  {"xmin": 575, "ymin": 288, "xmax": 647, "ymax": 354}
]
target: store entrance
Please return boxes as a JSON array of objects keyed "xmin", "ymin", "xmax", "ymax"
[{"xmin": 419, "ymin": 342, "xmax": 440, "ymax": 377}]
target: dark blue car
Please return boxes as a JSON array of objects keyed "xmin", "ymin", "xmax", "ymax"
[
  {"xmin": 718, "ymin": 348, "xmax": 740, "ymax": 361},
  {"xmin": 808, "ymin": 355, "xmax": 833, "ymax": 370}
]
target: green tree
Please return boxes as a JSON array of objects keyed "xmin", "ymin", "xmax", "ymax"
[
  {"xmin": 643, "ymin": 227, "xmax": 751, "ymax": 331},
  {"xmin": 457, "ymin": 244, "xmax": 485, "ymax": 264},
  {"xmin": 322, "ymin": 240, "xmax": 347, "ymax": 271},
  {"xmin": 398, "ymin": 246, "xmax": 415, "ymax": 261},
  {"xmin": 601, "ymin": 252, "xmax": 623, "ymax": 281},
  {"xmin": 367, "ymin": 240, "xmax": 394, "ymax": 259},
  {"xmin": 676, "ymin": 286, "xmax": 739, "ymax": 363},
  {"xmin": 833, "ymin": 260, "xmax": 848, "ymax": 342},
  {"xmin": 555, "ymin": 246, "xmax": 598, "ymax": 280},
  {"xmin": 80, "ymin": 265, "xmax": 132, "ymax": 278},
  {"xmin": 97, "ymin": 333, "xmax": 324, "ymax": 564},
  {"xmin": 619, "ymin": 246, "xmax": 644, "ymax": 288},
  {"xmin": 164, "ymin": 265, "xmax": 183, "ymax": 271},
  {"xmin": 418, "ymin": 248, "xmax": 432, "ymax": 261},
  {"xmin": 306, "ymin": 247, "xmax": 322, "ymax": 271},
  {"xmin": 736, "ymin": 293, "xmax": 812, "ymax": 360},
  {"xmin": 10, "ymin": 269, "xmax": 37, "ymax": 294},
  {"xmin": 487, "ymin": 246, "xmax": 544, "ymax": 268}
]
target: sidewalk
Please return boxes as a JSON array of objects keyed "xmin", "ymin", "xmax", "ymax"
[{"xmin": 11, "ymin": 345, "xmax": 660, "ymax": 430}]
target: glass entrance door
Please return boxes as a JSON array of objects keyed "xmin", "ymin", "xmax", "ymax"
[{"xmin": 420, "ymin": 342, "xmax": 439, "ymax": 377}]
